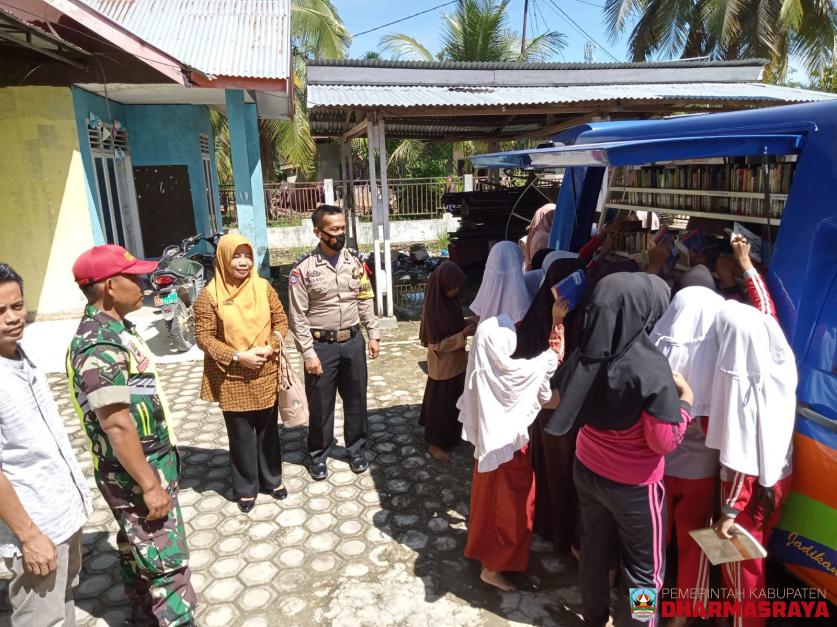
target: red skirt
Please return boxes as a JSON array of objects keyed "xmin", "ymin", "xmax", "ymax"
[{"xmin": 464, "ymin": 445, "xmax": 536, "ymax": 572}]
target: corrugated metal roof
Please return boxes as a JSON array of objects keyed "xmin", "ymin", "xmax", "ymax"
[
  {"xmin": 310, "ymin": 121, "xmax": 542, "ymax": 136},
  {"xmin": 0, "ymin": 6, "xmax": 90, "ymax": 55},
  {"xmin": 308, "ymin": 58, "xmax": 769, "ymax": 71},
  {"xmin": 308, "ymin": 82, "xmax": 837, "ymax": 109},
  {"xmin": 78, "ymin": 0, "xmax": 289, "ymax": 79}
]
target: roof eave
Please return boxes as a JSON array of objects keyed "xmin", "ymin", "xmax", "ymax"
[{"xmin": 44, "ymin": 0, "xmax": 191, "ymax": 86}]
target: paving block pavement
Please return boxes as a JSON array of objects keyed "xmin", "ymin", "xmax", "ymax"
[{"xmin": 0, "ymin": 322, "xmax": 586, "ymax": 626}]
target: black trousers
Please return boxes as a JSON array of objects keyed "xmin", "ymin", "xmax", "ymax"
[
  {"xmin": 574, "ymin": 459, "xmax": 666, "ymax": 627},
  {"xmin": 304, "ymin": 331, "xmax": 368, "ymax": 464},
  {"xmin": 222, "ymin": 405, "xmax": 283, "ymax": 499}
]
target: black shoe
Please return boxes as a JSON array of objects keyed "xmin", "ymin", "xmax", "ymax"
[
  {"xmin": 349, "ymin": 455, "xmax": 369, "ymax": 474},
  {"xmin": 271, "ymin": 485, "xmax": 288, "ymax": 500},
  {"xmin": 237, "ymin": 498, "xmax": 256, "ymax": 513},
  {"xmin": 308, "ymin": 462, "xmax": 328, "ymax": 481}
]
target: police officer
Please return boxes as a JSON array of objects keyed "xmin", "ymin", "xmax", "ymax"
[
  {"xmin": 289, "ymin": 205, "xmax": 380, "ymax": 480},
  {"xmin": 66, "ymin": 245, "xmax": 196, "ymax": 627}
]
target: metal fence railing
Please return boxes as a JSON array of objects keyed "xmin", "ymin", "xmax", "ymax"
[{"xmin": 219, "ymin": 176, "xmax": 491, "ymax": 227}]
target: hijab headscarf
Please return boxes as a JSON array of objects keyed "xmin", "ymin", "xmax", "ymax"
[
  {"xmin": 591, "ymin": 259, "xmax": 640, "ymax": 284},
  {"xmin": 650, "ymin": 286, "xmax": 725, "ymax": 417},
  {"xmin": 419, "ymin": 261, "xmax": 467, "ymax": 347},
  {"xmin": 523, "ymin": 269, "xmax": 545, "ymax": 300},
  {"xmin": 206, "ymin": 233, "xmax": 272, "ymax": 352},
  {"xmin": 564, "ymin": 258, "xmax": 641, "ymax": 357},
  {"xmin": 530, "ymin": 248, "xmax": 554, "ymax": 271},
  {"xmin": 458, "ymin": 314, "xmax": 558, "ymax": 472},
  {"xmin": 547, "ymin": 272, "xmax": 680, "ymax": 435},
  {"xmin": 514, "ymin": 259, "xmax": 586, "ymax": 360},
  {"xmin": 705, "ymin": 300, "xmax": 797, "ymax": 487},
  {"xmin": 673, "ymin": 264, "xmax": 716, "ymax": 296},
  {"xmin": 524, "ymin": 204, "xmax": 556, "ymax": 270},
  {"xmin": 470, "ymin": 241, "xmax": 531, "ymax": 323},
  {"xmin": 541, "ymin": 250, "xmax": 580, "ymax": 273}
]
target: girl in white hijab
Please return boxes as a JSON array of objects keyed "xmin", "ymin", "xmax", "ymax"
[
  {"xmin": 650, "ymin": 286, "xmax": 724, "ymax": 613},
  {"xmin": 470, "ymin": 242, "xmax": 531, "ymax": 324},
  {"xmin": 707, "ymin": 300, "xmax": 797, "ymax": 627},
  {"xmin": 458, "ymin": 314, "xmax": 558, "ymax": 592}
]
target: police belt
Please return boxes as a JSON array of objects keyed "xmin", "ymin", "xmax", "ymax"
[{"xmin": 311, "ymin": 325, "xmax": 360, "ymax": 343}]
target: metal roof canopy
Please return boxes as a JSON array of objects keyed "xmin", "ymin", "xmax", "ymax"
[
  {"xmin": 77, "ymin": 0, "xmax": 290, "ymax": 81},
  {"xmin": 0, "ymin": 6, "xmax": 89, "ymax": 68},
  {"xmin": 305, "ymin": 58, "xmax": 836, "ymax": 143},
  {"xmin": 470, "ymin": 134, "xmax": 806, "ymax": 169}
]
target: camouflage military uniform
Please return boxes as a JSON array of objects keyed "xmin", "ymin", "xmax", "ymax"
[{"xmin": 67, "ymin": 305, "xmax": 195, "ymax": 627}]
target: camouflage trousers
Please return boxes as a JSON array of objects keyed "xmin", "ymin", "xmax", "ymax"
[{"xmin": 96, "ymin": 449, "xmax": 196, "ymax": 627}]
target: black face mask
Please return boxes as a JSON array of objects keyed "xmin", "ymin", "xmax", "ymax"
[{"xmin": 321, "ymin": 233, "xmax": 346, "ymax": 252}]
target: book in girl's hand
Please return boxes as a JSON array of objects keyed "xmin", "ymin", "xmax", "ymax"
[
  {"xmin": 689, "ymin": 524, "xmax": 768, "ymax": 565},
  {"xmin": 731, "ymin": 222, "xmax": 764, "ymax": 263},
  {"xmin": 551, "ymin": 270, "xmax": 589, "ymax": 312},
  {"xmin": 676, "ymin": 228, "xmax": 704, "ymax": 256}
]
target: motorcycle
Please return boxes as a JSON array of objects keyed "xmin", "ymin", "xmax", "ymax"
[{"xmin": 150, "ymin": 232, "xmax": 222, "ymax": 352}]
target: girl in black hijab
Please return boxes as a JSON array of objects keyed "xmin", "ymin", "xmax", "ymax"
[
  {"xmin": 672, "ymin": 263, "xmax": 716, "ymax": 296},
  {"xmin": 530, "ymin": 247, "xmax": 554, "ymax": 271},
  {"xmin": 513, "ymin": 258, "xmax": 586, "ymax": 553},
  {"xmin": 550, "ymin": 272, "xmax": 695, "ymax": 627},
  {"xmin": 419, "ymin": 262, "xmax": 476, "ymax": 461}
]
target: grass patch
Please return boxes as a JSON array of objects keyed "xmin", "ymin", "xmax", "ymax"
[{"xmin": 267, "ymin": 218, "xmax": 304, "ymax": 228}]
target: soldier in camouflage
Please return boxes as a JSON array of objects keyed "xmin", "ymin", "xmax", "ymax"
[{"xmin": 66, "ymin": 245, "xmax": 196, "ymax": 627}]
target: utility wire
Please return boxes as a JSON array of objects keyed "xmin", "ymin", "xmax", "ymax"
[
  {"xmin": 532, "ymin": 0, "xmax": 567, "ymax": 61},
  {"xmin": 543, "ymin": 0, "xmax": 621, "ymax": 62},
  {"xmin": 352, "ymin": 1, "xmax": 458, "ymax": 38},
  {"xmin": 567, "ymin": 0, "xmax": 605, "ymax": 8}
]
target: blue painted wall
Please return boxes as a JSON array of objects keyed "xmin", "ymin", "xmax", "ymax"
[
  {"xmin": 71, "ymin": 87, "xmax": 222, "ymax": 252},
  {"xmin": 126, "ymin": 103, "xmax": 222, "ymax": 239}
]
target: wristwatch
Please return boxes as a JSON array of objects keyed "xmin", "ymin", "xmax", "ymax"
[{"xmin": 232, "ymin": 352, "xmax": 240, "ymax": 363}]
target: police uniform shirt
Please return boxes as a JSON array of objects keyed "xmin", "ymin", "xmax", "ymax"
[{"xmin": 288, "ymin": 247, "xmax": 380, "ymax": 360}]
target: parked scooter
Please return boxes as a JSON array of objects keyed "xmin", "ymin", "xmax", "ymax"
[{"xmin": 151, "ymin": 232, "xmax": 222, "ymax": 352}]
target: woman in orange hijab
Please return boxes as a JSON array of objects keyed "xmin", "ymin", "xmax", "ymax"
[{"xmin": 194, "ymin": 234, "xmax": 289, "ymax": 512}]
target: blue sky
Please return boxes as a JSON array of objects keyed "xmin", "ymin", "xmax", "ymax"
[{"xmin": 341, "ymin": 0, "xmax": 631, "ymax": 63}]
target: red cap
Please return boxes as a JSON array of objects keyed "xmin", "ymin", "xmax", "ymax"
[{"xmin": 73, "ymin": 245, "xmax": 158, "ymax": 286}]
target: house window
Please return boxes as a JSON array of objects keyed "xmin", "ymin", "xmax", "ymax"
[
  {"xmin": 200, "ymin": 133, "xmax": 218, "ymax": 231},
  {"xmin": 88, "ymin": 123, "xmax": 143, "ymax": 255}
]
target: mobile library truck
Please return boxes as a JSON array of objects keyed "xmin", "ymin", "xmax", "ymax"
[{"xmin": 472, "ymin": 100, "xmax": 837, "ymax": 602}]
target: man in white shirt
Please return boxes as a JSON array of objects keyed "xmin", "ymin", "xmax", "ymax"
[{"xmin": 0, "ymin": 263, "xmax": 92, "ymax": 626}]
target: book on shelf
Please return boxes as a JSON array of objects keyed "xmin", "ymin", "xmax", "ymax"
[
  {"xmin": 610, "ymin": 162, "xmax": 794, "ymax": 220},
  {"xmin": 689, "ymin": 524, "xmax": 768, "ymax": 566}
]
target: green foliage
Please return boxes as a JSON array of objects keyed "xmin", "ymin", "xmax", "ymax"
[
  {"xmin": 604, "ymin": 0, "xmax": 837, "ymax": 81},
  {"xmin": 261, "ymin": 1, "xmax": 351, "ymax": 178},
  {"xmin": 435, "ymin": 228, "xmax": 451, "ymax": 252},
  {"xmin": 210, "ymin": 109, "xmax": 232, "ymax": 185},
  {"xmin": 381, "ymin": 0, "xmax": 566, "ymax": 62},
  {"xmin": 811, "ymin": 65, "xmax": 837, "ymax": 92}
]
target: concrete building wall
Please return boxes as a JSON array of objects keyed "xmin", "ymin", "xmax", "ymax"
[
  {"xmin": 0, "ymin": 86, "xmax": 94, "ymax": 318},
  {"xmin": 71, "ymin": 88, "xmax": 222, "ymax": 251},
  {"xmin": 126, "ymin": 104, "xmax": 222, "ymax": 238},
  {"xmin": 264, "ymin": 214, "xmax": 459, "ymax": 250}
]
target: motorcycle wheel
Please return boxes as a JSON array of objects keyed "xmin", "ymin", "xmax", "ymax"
[{"xmin": 170, "ymin": 300, "xmax": 195, "ymax": 352}]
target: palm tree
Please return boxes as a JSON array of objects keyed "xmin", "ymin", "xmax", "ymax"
[
  {"xmin": 213, "ymin": 0, "xmax": 351, "ymax": 181},
  {"xmin": 381, "ymin": 0, "xmax": 566, "ymax": 62},
  {"xmin": 377, "ymin": 0, "xmax": 565, "ymax": 172},
  {"xmin": 269, "ymin": 0, "xmax": 351, "ymax": 177},
  {"xmin": 604, "ymin": 0, "xmax": 836, "ymax": 79}
]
